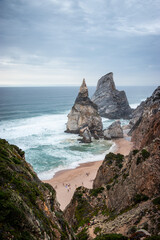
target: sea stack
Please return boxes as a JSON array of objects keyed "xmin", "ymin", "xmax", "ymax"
[
  {"xmin": 66, "ymin": 79, "xmax": 103, "ymax": 139},
  {"xmin": 91, "ymin": 72, "xmax": 132, "ymax": 119}
]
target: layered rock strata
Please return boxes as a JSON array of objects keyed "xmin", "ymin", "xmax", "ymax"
[
  {"xmin": 92, "ymin": 73, "xmax": 132, "ymax": 119},
  {"xmin": 66, "ymin": 79, "xmax": 103, "ymax": 138}
]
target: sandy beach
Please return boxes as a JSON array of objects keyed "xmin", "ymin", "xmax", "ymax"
[{"xmin": 43, "ymin": 138, "xmax": 133, "ymax": 210}]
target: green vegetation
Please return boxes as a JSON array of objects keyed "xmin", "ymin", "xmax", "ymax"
[
  {"xmin": 94, "ymin": 233, "xmax": 128, "ymax": 240},
  {"xmin": 0, "ymin": 139, "xmax": 72, "ymax": 240},
  {"xmin": 76, "ymin": 227, "xmax": 89, "ymax": 240},
  {"xmin": 136, "ymin": 149, "xmax": 150, "ymax": 165},
  {"xmin": 90, "ymin": 187, "xmax": 104, "ymax": 197},
  {"xmin": 141, "ymin": 149, "xmax": 150, "ymax": 159},
  {"xmin": 146, "ymin": 237, "xmax": 160, "ymax": 240},
  {"xmin": 152, "ymin": 197, "xmax": 160, "ymax": 208},
  {"xmin": 74, "ymin": 197, "xmax": 93, "ymax": 230},
  {"xmin": 133, "ymin": 194, "xmax": 149, "ymax": 204},
  {"xmin": 132, "ymin": 149, "xmax": 139, "ymax": 155},
  {"xmin": 94, "ymin": 227, "xmax": 101, "ymax": 234},
  {"xmin": 106, "ymin": 184, "xmax": 111, "ymax": 190},
  {"xmin": 105, "ymin": 152, "xmax": 124, "ymax": 169}
]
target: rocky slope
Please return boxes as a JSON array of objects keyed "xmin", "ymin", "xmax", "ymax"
[
  {"xmin": 66, "ymin": 79, "xmax": 103, "ymax": 138},
  {"xmin": 64, "ymin": 86, "xmax": 160, "ymax": 239},
  {"xmin": 0, "ymin": 139, "xmax": 74, "ymax": 240},
  {"xmin": 91, "ymin": 73, "xmax": 132, "ymax": 119},
  {"xmin": 130, "ymin": 86, "xmax": 160, "ymax": 149}
]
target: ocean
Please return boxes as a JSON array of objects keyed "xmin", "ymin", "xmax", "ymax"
[{"xmin": 0, "ymin": 86, "xmax": 156, "ymax": 180}]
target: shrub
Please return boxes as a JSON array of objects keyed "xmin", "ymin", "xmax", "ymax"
[
  {"xmin": 141, "ymin": 149, "xmax": 150, "ymax": 159},
  {"xmin": 105, "ymin": 153, "xmax": 124, "ymax": 169},
  {"xmin": 152, "ymin": 197, "xmax": 160, "ymax": 206},
  {"xmin": 133, "ymin": 194, "xmax": 149, "ymax": 204},
  {"xmin": 132, "ymin": 149, "xmax": 139, "ymax": 156},
  {"xmin": 90, "ymin": 187, "xmax": 104, "ymax": 197},
  {"xmin": 76, "ymin": 228, "xmax": 88, "ymax": 240},
  {"xmin": 94, "ymin": 227, "xmax": 101, "ymax": 234}
]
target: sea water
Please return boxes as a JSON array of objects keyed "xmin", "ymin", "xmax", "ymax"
[{"xmin": 0, "ymin": 86, "xmax": 156, "ymax": 180}]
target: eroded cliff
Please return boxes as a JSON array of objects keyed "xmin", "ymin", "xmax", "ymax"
[{"xmin": 0, "ymin": 139, "xmax": 74, "ymax": 240}]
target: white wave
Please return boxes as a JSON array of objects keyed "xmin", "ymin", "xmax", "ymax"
[
  {"xmin": 130, "ymin": 103, "xmax": 139, "ymax": 109},
  {"xmin": 38, "ymin": 140, "xmax": 115, "ymax": 180}
]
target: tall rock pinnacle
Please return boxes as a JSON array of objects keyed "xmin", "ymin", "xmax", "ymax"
[
  {"xmin": 92, "ymin": 73, "xmax": 132, "ymax": 119},
  {"xmin": 66, "ymin": 79, "xmax": 103, "ymax": 138}
]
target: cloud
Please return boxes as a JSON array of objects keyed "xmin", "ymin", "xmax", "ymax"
[{"xmin": 0, "ymin": 0, "xmax": 160, "ymax": 86}]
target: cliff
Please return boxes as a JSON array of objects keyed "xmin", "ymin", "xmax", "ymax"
[
  {"xmin": 66, "ymin": 79, "xmax": 103, "ymax": 138},
  {"xmin": 64, "ymin": 86, "xmax": 160, "ymax": 239},
  {"xmin": 91, "ymin": 73, "xmax": 132, "ymax": 119},
  {"xmin": 0, "ymin": 139, "xmax": 74, "ymax": 240},
  {"xmin": 130, "ymin": 86, "xmax": 160, "ymax": 149}
]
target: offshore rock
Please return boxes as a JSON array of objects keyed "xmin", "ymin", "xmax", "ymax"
[
  {"xmin": 104, "ymin": 120, "xmax": 123, "ymax": 139},
  {"xmin": 79, "ymin": 126, "xmax": 92, "ymax": 143},
  {"xmin": 66, "ymin": 79, "xmax": 103, "ymax": 137},
  {"xmin": 91, "ymin": 72, "xmax": 132, "ymax": 119}
]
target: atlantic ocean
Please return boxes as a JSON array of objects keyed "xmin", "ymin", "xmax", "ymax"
[{"xmin": 0, "ymin": 86, "xmax": 156, "ymax": 180}]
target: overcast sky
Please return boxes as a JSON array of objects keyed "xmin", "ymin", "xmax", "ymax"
[{"xmin": 0, "ymin": 0, "xmax": 160, "ymax": 86}]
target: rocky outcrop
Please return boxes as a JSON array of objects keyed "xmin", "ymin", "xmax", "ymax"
[
  {"xmin": 0, "ymin": 139, "xmax": 74, "ymax": 240},
  {"xmin": 66, "ymin": 79, "xmax": 103, "ymax": 138},
  {"xmin": 79, "ymin": 126, "xmax": 92, "ymax": 143},
  {"xmin": 104, "ymin": 121, "xmax": 123, "ymax": 139},
  {"xmin": 129, "ymin": 86, "xmax": 160, "ymax": 149},
  {"xmin": 91, "ymin": 73, "xmax": 132, "ymax": 119}
]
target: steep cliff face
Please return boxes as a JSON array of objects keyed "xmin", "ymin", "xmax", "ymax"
[
  {"xmin": 91, "ymin": 73, "xmax": 132, "ymax": 119},
  {"xmin": 0, "ymin": 139, "xmax": 74, "ymax": 240},
  {"xmin": 64, "ymin": 87, "xmax": 160, "ymax": 238},
  {"xmin": 66, "ymin": 79, "xmax": 103, "ymax": 138},
  {"xmin": 130, "ymin": 86, "xmax": 160, "ymax": 127},
  {"xmin": 130, "ymin": 86, "xmax": 160, "ymax": 149}
]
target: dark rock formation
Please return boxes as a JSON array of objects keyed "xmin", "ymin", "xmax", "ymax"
[
  {"xmin": 0, "ymin": 139, "xmax": 74, "ymax": 240},
  {"xmin": 91, "ymin": 73, "xmax": 132, "ymax": 119},
  {"xmin": 66, "ymin": 79, "xmax": 103, "ymax": 138},
  {"xmin": 104, "ymin": 120, "xmax": 123, "ymax": 139}
]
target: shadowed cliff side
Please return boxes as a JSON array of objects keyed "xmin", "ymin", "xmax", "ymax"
[
  {"xmin": 91, "ymin": 73, "xmax": 132, "ymax": 119},
  {"xmin": 0, "ymin": 139, "xmax": 75, "ymax": 240}
]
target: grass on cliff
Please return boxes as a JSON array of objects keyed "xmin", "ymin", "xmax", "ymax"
[
  {"xmin": 105, "ymin": 152, "xmax": 124, "ymax": 169},
  {"xmin": 0, "ymin": 139, "xmax": 72, "ymax": 240}
]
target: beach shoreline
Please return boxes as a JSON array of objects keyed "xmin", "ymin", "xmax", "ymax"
[{"xmin": 43, "ymin": 137, "xmax": 133, "ymax": 211}]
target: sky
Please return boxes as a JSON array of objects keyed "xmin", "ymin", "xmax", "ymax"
[{"xmin": 0, "ymin": 0, "xmax": 160, "ymax": 86}]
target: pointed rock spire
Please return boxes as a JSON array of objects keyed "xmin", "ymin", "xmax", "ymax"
[{"xmin": 79, "ymin": 78, "xmax": 88, "ymax": 98}]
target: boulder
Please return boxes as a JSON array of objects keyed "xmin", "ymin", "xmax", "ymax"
[
  {"xmin": 91, "ymin": 72, "xmax": 132, "ymax": 119},
  {"xmin": 104, "ymin": 120, "xmax": 123, "ymax": 139},
  {"xmin": 79, "ymin": 126, "xmax": 92, "ymax": 143},
  {"xmin": 66, "ymin": 79, "xmax": 103, "ymax": 138}
]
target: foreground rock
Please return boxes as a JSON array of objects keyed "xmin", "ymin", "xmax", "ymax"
[
  {"xmin": 92, "ymin": 72, "xmax": 132, "ymax": 119},
  {"xmin": 129, "ymin": 86, "xmax": 160, "ymax": 148},
  {"xmin": 0, "ymin": 139, "xmax": 74, "ymax": 240},
  {"xmin": 104, "ymin": 120, "xmax": 123, "ymax": 139},
  {"xmin": 66, "ymin": 79, "xmax": 103, "ymax": 138}
]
